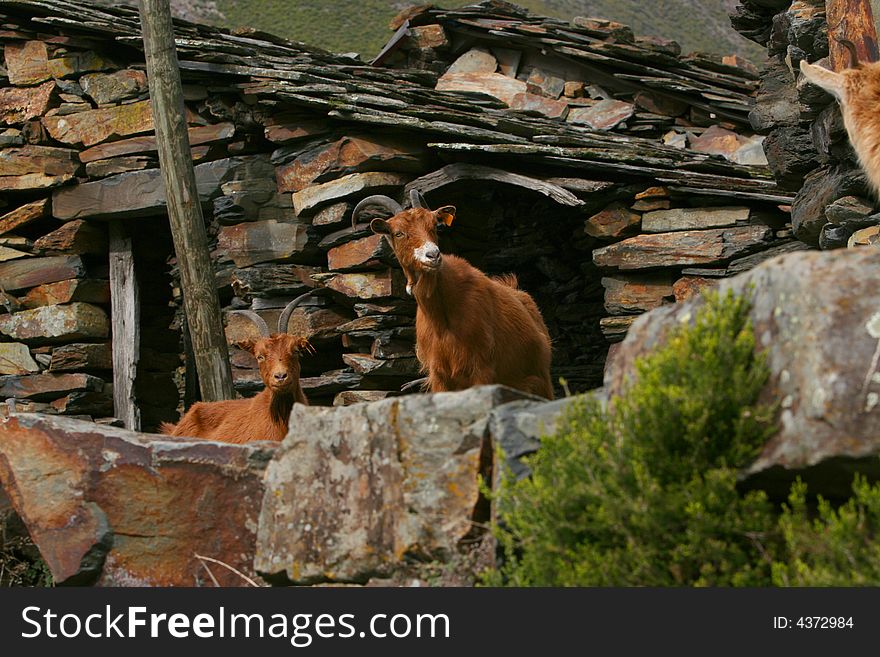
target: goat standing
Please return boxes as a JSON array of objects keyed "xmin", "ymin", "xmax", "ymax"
[
  {"xmin": 354, "ymin": 192, "xmax": 554, "ymax": 399},
  {"xmin": 160, "ymin": 294, "xmax": 315, "ymax": 443}
]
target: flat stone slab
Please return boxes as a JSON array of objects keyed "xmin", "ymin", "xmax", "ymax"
[
  {"xmin": 0, "ymin": 302, "xmax": 109, "ymax": 344},
  {"xmin": 0, "ymin": 414, "xmax": 274, "ymax": 586},
  {"xmin": 642, "ymin": 206, "xmax": 750, "ymax": 233},
  {"xmin": 593, "ymin": 225, "xmax": 773, "ymax": 270}
]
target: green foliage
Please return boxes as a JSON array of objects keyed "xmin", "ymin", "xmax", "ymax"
[
  {"xmin": 488, "ymin": 287, "xmax": 880, "ymax": 587},
  {"xmin": 773, "ymin": 476, "xmax": 880, "ymax": 586},
  {"xmin": 488, "ymin": 290, "xmax": 780, "ymax": 586}
]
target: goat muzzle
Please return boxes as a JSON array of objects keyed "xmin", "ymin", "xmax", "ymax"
[{"xmin": 351, "ymin": 195, "xmax": 403, "ymax": 231}]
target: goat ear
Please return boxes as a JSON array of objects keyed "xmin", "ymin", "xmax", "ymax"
[
  {"xmin": 435, "ymin": 206, "xmax": 456, "ymax": 227},
  {"xmin": 236, "ymin": 338, "xmax": 256, "ymax": 354},
  {"xmin": 800, "ymin": 60, "xmax": 846, "ymax": 99},
  {"xmin": 370, "ymin": 218, "xmax": 391, "ymax": 235},
  {"xmin": 293, "ymin": 337, "xmax": 316, "ymax": 355}
]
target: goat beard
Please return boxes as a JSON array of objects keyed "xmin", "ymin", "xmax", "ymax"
[
  {"xmin": 269, "ymin": 389, "xmax": 296, "ymax": 426},
  {"xmin": 406, "ymin": 271, "xmax": 419, "ymax": 296},
  {"xmin": 406, "ymin": 267, "xmax": 441, "ymax": 298}
]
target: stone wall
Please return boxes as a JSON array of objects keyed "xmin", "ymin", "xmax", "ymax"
[
  {"xmin": 0, "ymin": 0, "xmax": 796, "ymax": 428},
  {"xmin": 734, "ymin": 0, "xmax": 880, "ymax": 248},
  {"xmin": 0, "ymin": 387, "xmax": 564, "ymax": 586}
]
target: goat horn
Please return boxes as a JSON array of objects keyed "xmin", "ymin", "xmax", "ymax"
[
  {"xmin": 409, "ymin": 189, "xmax": 427, "ymax": 209},
  {"xmin": 237, "ymin": 310, "xmax": 271, "ymax": 338},
  {"xmin": 277, "ymin": 292, "xmax": 313, "ymax": 335},
  {"xmin": 351, "ymin": 195, "xmax": 403, "ymax": 231},
  {"xmin": 839, "ymin": 38, "xmax": 862, "ymax": 68}
]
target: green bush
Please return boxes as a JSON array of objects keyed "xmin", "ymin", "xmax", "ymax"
[
  {"xmin": 773, "ymin": 476, "xmax": 880, "ymax": 586},
  {"xmin": 488, "ymin": 290, "xmax": 780, "ymax": 586},
  {"xmin": 488, "ymin": 289, "xmax": 880, "ymax": 587}
]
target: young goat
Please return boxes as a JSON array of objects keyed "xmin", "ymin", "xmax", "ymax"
[
  {"xmin": 801, "ymin": 44, "xmax": 880, "ymax": 195},
  {"xmin": 160, "ymin": 294, "xmax": 315, "ymax": 443},
  {"xmin": 354, "ymin": 191, "xmax": 554, "ymax": 399}
]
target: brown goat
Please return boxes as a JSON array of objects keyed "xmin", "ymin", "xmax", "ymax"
[
  {"xmin": 800, "ymin": 44, "xmax": 880, "ymax": 196},
  {"xmin": 159, "ymin": 294, "xmax": 315, "ymax": 443},
  {"xmin": 354, "ymin": 191, "xmax": 554, "ymax": 399}
]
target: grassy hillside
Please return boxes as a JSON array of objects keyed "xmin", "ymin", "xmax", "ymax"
[
  {"xmin": 99, "ymin": 1, "xmax": 880, "ymax": 64},
  {"xmin": 216, "ymin": 0, "xmax": 768, "ymax": 60}
]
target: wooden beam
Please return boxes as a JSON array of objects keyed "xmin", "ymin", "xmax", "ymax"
[
  {"xmin": 109, "ymin": 223, "xmax": 141, "ymax": 431},
  {"xmin": 138, "ymin": 0, "xmax": 234, "ymax": 401},
  {"xmin": 181, "ymin": 310, "xmax": 201, "ymax": 411},
  {"xmin": 404, "ymin": 163, "xmax": 584, "ymax": 207},
  {"xmin": 827, "ymin": 0, "xmax": 879, "ymax": 71}
]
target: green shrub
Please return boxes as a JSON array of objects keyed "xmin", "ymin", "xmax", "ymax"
[
  {"xmin": 488, "ymin": 290, "xmax": 781, "ymax": 586},
  {"xmin": 773, "ymin": 476, "xmax": 880, "ymax": 586},
  {"xmin": 488, "ymin": 288, "xmax": 880, "ymax": 587}
]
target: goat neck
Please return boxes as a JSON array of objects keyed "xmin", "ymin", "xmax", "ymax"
[
  {"xmin": 267, "ymin": 385, "xmax": 297, "ymax": 427},
  {"xmin": 409, "ymin": 259, "xmax": 453, "ymax": 330}
]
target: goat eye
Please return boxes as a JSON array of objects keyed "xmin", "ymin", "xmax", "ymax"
[
  {"xmin": 394, "ymin": 231, "xmax": 405, "ymax": 238},
  {"xmin": 256, "ymin": 355, "xmax": 265, "ymax": 362}
]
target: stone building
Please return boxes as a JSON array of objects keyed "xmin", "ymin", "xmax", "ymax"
[{"xmin": 0, "ymin": 0, "xmax": 796, "ymax": 431}]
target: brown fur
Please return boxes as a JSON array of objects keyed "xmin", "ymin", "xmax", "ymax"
[
  {"xmin": 801, "ymin": 58, "xmax": 880, "ymax": 195},
  {"xmin": 159, "ymin": 334, "xmax": 312, "ymax": 443},
  {"xmin": 371, "ymin": 207, "xmax": 554, "ymax": 399}
]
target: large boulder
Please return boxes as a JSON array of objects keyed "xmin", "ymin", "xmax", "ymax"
[
  {"xmin": 255, "ymin": 385, "xmax": 538, "ymax": 585},
  {"xmin": 488, "ymin": 396, "xmax": 577, "ymax": 480},
  {"xmin": 604, "ymin": 248, "xmax": 880, "ymax": 498},
  {"xmin": 0, "ymin": 414, "xmax": 275, "ymax": 586}
]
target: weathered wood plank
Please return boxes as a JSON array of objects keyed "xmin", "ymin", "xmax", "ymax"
[
  {"xmin": 109, "ymin": 223, "xmax": 140, "ymax": 431},
  {"xmin": 826, "ymin": 0, "xmax": 879, "ymax": 71},
  {"xmin": 405, "ymin": 163, "xmax": 584, "ymax": 207},
  {"xmin": 139, "ymin": 0, "xmax": 233, "ymax": 402}
]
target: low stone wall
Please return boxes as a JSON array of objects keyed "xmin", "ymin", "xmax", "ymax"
[{"xmin": 0, "ymin": 386, "xmax": 573, "ymax": 586}]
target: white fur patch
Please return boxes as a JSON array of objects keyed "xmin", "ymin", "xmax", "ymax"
[{"xmin": 414, "ymin": 241, "xmax": 439, "ymax": 265}]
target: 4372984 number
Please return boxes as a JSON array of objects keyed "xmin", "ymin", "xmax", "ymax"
[{"xmin": 796, "ymin": 617, "xmax": 854, "ymax": 629}]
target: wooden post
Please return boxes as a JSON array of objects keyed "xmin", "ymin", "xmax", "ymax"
[
  {"xmin": 138, "ymin": 0, "xmax": 234, "ymax": 401},
  {"xmin": 109, "ymin": 223, "xmax": 141, "ymax": 431},
  {"xmin": 827, "ymin": 0, "xmax": 879, "ymax": 71},
  {"xmin": 181, "ymin": 310, "xmax": 201, "ymax": 410}
]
